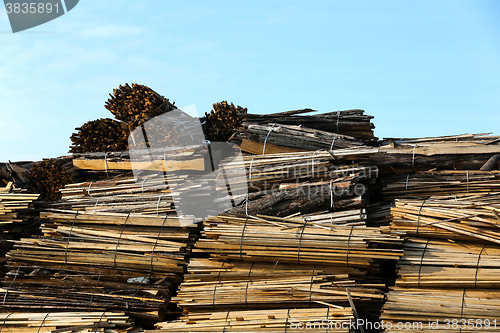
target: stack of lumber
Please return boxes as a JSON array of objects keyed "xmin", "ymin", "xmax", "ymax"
[
  {"xmin": 381, "ymin": 170, "xmax": 500, "ymax": 200},
  {"xmin": 193, "ymin": 215, "xmax": 403, "ymax": 267},
  {"xmin": 29, "ymin": 158, "xmax": 74, "ymax": 201},
  {"xmin": 373, "ymin": 133, "xmax": 500, "ymax": 174},
  {"xmin": 55, "ymin": 151, "xmax": 376, "ymax": 218},
  {"xmin": 105, "ymin": 83, "xmax": 177, "ymax": 131},
  {"xmin": 2, "ymin": 210, "xmax": 198, "ymax": 320},
  {"xmin": 232, "ymin": 123, "xmax": 368, "ymax": 154},
  {"xmin": 396, "ymin": 238, "xmax": 500, "ymax": 288},
  {"xmin": 0, "ymin": 183, "xmax": 39, "ymax": 273},
  {"xmin": 203, "ymin": 101, "xmax": 247, "ymax": 142},
  {"xmin": 238, "ymin": 109, "xmax": 376, "ymax": 141},
  {"xmin": 48, "ymin": 176, "xmax": 174, "ymax": 214},
  {"xmin": 173, "ymin": 272, "xmax": 384, "ymax": 312},
  {"xmin": 386, "ymin": 194, "xmax": 500, "ymax": 244},
  {"xmin": 69, "ymin": 118, "xmax": 130, "ymax": 154},
  {"xmin": 381, "ymin": 287, "xmax": 500, "ymax": 332},
  {"xmin": 0, "ymin": 312, "xmax": 132, "ymax": 333},
  {"xmin": 150, "ymin": 307, "xmax": 354, "ymax": 332}
]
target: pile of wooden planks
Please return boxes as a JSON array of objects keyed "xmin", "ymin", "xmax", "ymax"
[
  {"xmin": 374, "ymin": 133, "xmax": 500, "ymax": 174},
  {"xmin": 238, "ymin": 109, "xmax": 376, "ymax": 141},
  {"xmin": 193, "ymin": 214, "xmax": 403, "ymax": 267},
  {"xmin": 149, "ymin": 307, "xmax": 354, "ymax": 332},
  {"xmin": 395, "ymin": 238, "xmax": 500, "ymax": 288},
  {"xmin": 0, "ymin": 312, "xmax": 132, "ymax": 333},
  {"xmin": 232, "ymin": 123, "xmax": 368, "ymax": 154},
  {"xmin": 0, "ymin": 183, "xmax": 40, "ymax": 274},
  {"xmin": 385, "ymin": 194, "xmax": 500, "ymax": 244},
  {"xmin": 381, "ymin": 287, "xmax": 500, "ymax": 332},
  {"xmin": 69, "ymin": 118, "xmax": 130, "ymax": 154},
  {"xmin": 2, "ymin": 210, "xmax": 199, "ymax": 320},
  {"xmin": 381, "ymin": 170, "xmax": 500, "ymax": 200}
]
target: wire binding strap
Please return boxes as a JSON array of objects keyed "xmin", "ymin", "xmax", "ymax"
[
  {"xmin": 151, "ymin": 215, "xmax": 169, "ymax": 272},
  {"xmin": 311, "ymin": 151, "xmax": 316, "ymax": 177},
  {"xmin": 284, "ymin": 309, "xmax": 291, "ymax": 333},
  {"xmin": 87, "ymin": 182, "xmax": 93, "ymax": 195},
  {"xmin": 104, "ymin": 152, "xmax": 109, "ymax": 178},
  {"xmin": 141, "ymin": 177, "xmax": 147, "ymax": 193},
  {"xmin": 417, "ymin": 240, "xmax": 430, "ymax": 287},
  {"xmin": 411, "ymin": 145, "xmax": 417, "ymax": 169},
  {"xmin": 466, "ymin": 170, "xmax": 469, "ymax": 194},
  {"xmin": 459, "ymin": 289, "xmax": 466, "ymax": 333},
  {"xmin": 36, "ymin": 313, "xmax": 50, "ymax": 333},
  {"xmin": 248, "ymin": 262, "xmax": 254, "ymax": 278},
  {"xmin": 156, "ymin": 194, "xmax": 163, "ymax": 215},
  {"xmin": 222, "ymin": 311, "xmax": 230, "ymax": 333},
  {"xmin": 212, "ymin": 284, "xmax": 218, "ymax": 308},
  {"xmin": 325, "ymin": 306, "xmax": 330, "ymax": 333},
  {"xmin": 346, "ymin": 226, "xmax": 354, "ymax": 267},
  {"xmin": 474, "ymin": 245, "xmax": 486, "ymax": 288},
  {"xmin": 262, "ymin": 125, "xmax": 275, "ymax": 155},
  {"xmin": 245, "ymin": 194, "xmax": 249, "ymax": 217},
  {"xmin": 405, "ymin": 174, "xmax": 410, "ymax": 194},
  {"xmin": 329, "ymin": 136, "xmax": 337, "ymax": 150},
  {"xmin": 94, "ymin": 312, "xmax": 106, "ymax": 333},
  {"xmin": 89, "ymin": 269, "xmax": 102, "ymax": 311},
  {"xmin": 2, "ymin": 266, "xmax": 20, "ymax": 306},
  {"xmin": 239, "ymin": 216, "xmax": 249, "ymax": 260},
  {"xmin": 93, "ymin": 197, "xmax": 100, "ymax": 212},
  {"xmin": 64, "ymin": 212, "xmax": 79, "ymax": 264},
  {"xmin": 297, "ymin": 219, "xmax": 309, "ymax": 264},
  {"xmin": 244, "ymin": 281, "xmax": 250, "ymax": 308},
  {"xmin": 0, "ymin": 313, "xmax": 13, "ymax": 332},
  {"xmin": 114, "ymin": 214, "xmax": 130, "ymax": 267},
  {"xmin": 216, "ymin": 261, "xmax": 226, "ymax": 281},
  {"xmin": 336, "ymin": 111, "xmax": 341, "ymax": 133},
  {"xmin": 308, "ymin": 266, "xmax": 316, "ymax": 306},
  {"xmin": 415, "ymin": 198, "xmax": 427, "ymax": 237}
]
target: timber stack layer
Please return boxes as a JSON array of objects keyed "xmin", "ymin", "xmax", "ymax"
[{"xmin": 1, "ymin": 86, "xmax": 500, "ymax": 332}]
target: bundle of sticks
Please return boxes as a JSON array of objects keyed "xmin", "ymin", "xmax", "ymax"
[
  {"xmin": 105, "ymin": 83, "xmax": 177, "ymax": 131},
  {"xmin": 202, "ymin": 101, "xmax": 247, "ymax": 142},
  {"xmin": 373, "ymin": 134, "xmax": 500, "ymax": 174},
  {"xmin": 238, "ymin": 109, "xmax": 376, "ymax": 141},
  {"xmin": 396, "ymin": 238, "xmax": 500, "ymax": 288},
  {"xmin": 0, "ymin": 312, "xmax": 132, "ymax": 333},
  {"xmin": 386, "ymin": 193, "xmax": 500, "ymax": 244},
  {"xmin": 29, "ymin": 158, "xmax": 74, "ymax": 201},
  {"xmin": 193, "ymin": 214, "xmax": 403, "ymax": 268},
  {"xmin": 381, "ymin": 170, "xmax": 500, "ymax": 200},
  {"xmin": 69, "ymin": 118, "xmax": 130, "ymax": 154},
  {"xmin": 2, "ymin": 210, "xmax": 198, "ymax": 320},
  {"xmin": 150, "ymin": 307, "xmax": 354, "ymax": 332},
  {"xmin": 381, "ymin": 287, "xmax": 500, "ymax": 332}
]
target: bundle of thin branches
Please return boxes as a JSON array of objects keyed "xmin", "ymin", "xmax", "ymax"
[
  {"xmin": 105, "ymin": 83, "xmax": 176, "ymax": 131},
  {"xmin": 69, "ymin": 118, "xmax": 129, "ymax": 153},
  {"xmin": 29, "ymin": 159, "xmax": 73, "ymax": 201},
  {"xmin": 203, "ymin": 101, "xmax": 247, "ymax": 142}
]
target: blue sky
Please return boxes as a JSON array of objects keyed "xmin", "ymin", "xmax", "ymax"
[{"xmin": 1, "ymin": 0, "xmax": 499, "ymax": 161}]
